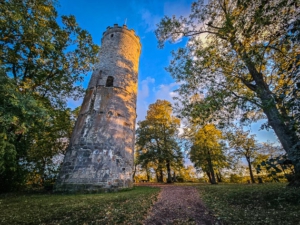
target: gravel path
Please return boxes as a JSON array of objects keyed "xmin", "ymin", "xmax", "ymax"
[{"xmin": 141, "ymin": 184, "xmax": 217, "ymax": 225}]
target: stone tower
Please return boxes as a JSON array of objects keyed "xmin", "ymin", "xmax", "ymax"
[{"xmin": 55, "ymin": 24, "xmax": 141, "ymax": 191}]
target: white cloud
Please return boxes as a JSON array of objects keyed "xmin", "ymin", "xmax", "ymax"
[
  {"xmin": 137, "ymin": 77, "xmax": 155, "ymax": 121},
  {"xmin": 155, "ymin": 82, "xmax": 180, "ymax": 104},
  {"xmin": 139, "ymin": 76, "xmax": 155, "ymax": 99},
  {"xmin": 140, "ymin": 9, "xmax": 161, "ymax": 32},
  {"xmin": 136, "ymin": 79, "xmax": 182, "ymax": 122},
  {"xmin": 136, "ymin": 100, "xmax": 149, "ymax": 122}
]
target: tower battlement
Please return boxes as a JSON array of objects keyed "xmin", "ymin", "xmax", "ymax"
[{"xmin": 102, "ymin": 24, "xmax": 141, "ymax": 48}]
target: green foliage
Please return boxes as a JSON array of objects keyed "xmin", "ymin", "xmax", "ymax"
[
  {"xmin": 177, "ymin": 165, "xmax": 198, "ymax": 182},
  {"xmin": 0, "ymin": 0, "xmax": 99, "ymax": 191},
  {"xmin": 0, "ymin": 73, "xmax": 48, "ymax": 191},
  {"xmin": 0, "ymin": 133, "xmax": 23, "ymax": 192},
  {"xmin": 257, "ymin": 155, "xmax": 294, "ymax": 182},
  {"xmin": 229, "ymin": 174, "xmax": 246, "ymax": 183},
  {"xmin": 227, "ymin": 127, "xmax": 259, "ymax": 183},
  {"xmin": 189, "ymin": 124, "xmax": 227, "ymax": 184},
  {"xmin": 136, "ymin": 100, "xmax": 183, "ymax": 183},
  {"xmin": 0, "ymin": 186, "xmax": 160, "ymax": 224},
  {"xmin": 0, "ymin": 0, "xmax": 99, "ymax": 101},
  {"xmin": 198, "ymin": 183, "xmax": 300, "ymax": 224},
  {"xmin": 156, "ymin": 0, "xmax": 300, "ymax": 182},
  {"xmin": 0, "ymin": 133, "xmax": 16, "ymax": 174}
]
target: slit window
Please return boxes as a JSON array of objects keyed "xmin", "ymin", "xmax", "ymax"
[
  {"xmin": 97, "ymin": 70, "xmax": 103, "ymax": 86},
  {"xmin": 106, "ymin": 76, "xmax": 114, "ymax": 87}
]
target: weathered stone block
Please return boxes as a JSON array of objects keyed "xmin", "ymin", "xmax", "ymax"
[{"xmin": 55, "ymin": 24, "xmax": 140, "ymax": 192}]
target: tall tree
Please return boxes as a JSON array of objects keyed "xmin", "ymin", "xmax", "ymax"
[
  {"xmin": 136, "ymin": 100, "xmax": 183, "ymax": 183},
  {"xmin": 0, "ymin": 0, "xmax": 99, "ymax": 191},
  {"xmin": 156, "ymin": 0, "xmax": 300, "ymax": 186},
  {"xmin": 227, "ymin": 128, "xmax": 259, "ymax": 183},
  {"xmin": 189, "ymin": 124, "xmax": 226, "ymax": 184}
]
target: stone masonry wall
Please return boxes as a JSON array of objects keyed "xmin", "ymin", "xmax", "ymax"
[{"xmin": 55, "ymin": 24, "xmax": 141, "ymax": 192}]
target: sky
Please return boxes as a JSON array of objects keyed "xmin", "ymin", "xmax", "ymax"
[{"xmin": 57, "ymin": 0, "xmax": 278, "ymax": 144}]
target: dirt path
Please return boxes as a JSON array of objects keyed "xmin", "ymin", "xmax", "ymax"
[{"xmin": 140, "ymin": 184, "xmax": 217, "ymax": 225}]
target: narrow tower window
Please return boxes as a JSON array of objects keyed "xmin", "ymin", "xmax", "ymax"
[
  {"xmin": 106, "ymin": 76, "xmax": 114, "ymax": 87},
  {"xmin": 111, "ymin": 34, "xmax": 114, "ymax": 38},
  {"xmin": 97, "ymin": 70, "xmax": 102, "ymax": 86}
]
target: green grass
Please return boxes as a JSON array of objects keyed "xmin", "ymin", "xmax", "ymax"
[
  {"xmin": 197, "ymin": 183, "xmax": 300, "ymax": 225},
  {"xmin": 0, "ymin": 186, "xmax": 160, "ymax": 225}
]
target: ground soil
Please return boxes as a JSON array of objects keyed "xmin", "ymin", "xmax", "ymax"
[{"xmin": 136, "ymin": 183, "xmax": 218, "ymax": 225}]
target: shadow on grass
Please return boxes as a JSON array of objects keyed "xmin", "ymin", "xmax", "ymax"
[
  {"xmin": 0, "ymin": 186, "xmax": 160, "ymax": 225},
  {"xmin": 197, "ymin": 183, "xmax": 300, "ymax": 225}
]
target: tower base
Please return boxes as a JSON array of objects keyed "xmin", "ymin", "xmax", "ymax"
[{"xmin": 54, "ymin": 180, "xmax": 133, "ymax": 193}]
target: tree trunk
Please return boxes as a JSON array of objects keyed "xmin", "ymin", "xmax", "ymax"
[
  {"xmin": 172, "ymin": 171, "xmax": 177, "ymax": 182},
  {"xmin": 155, "ymin": 170, "xmax": 159, "ymax": 182},
  {"xmin": 132, "ymin": 163, "xmax": 137, "ymax": 181},
  {"xmin": 241, "ymin": 53, "xmax": 300, "ymax": 186},
  {"xmin": 208, "ymin": 163, "xmax": 217, "ymax": 184},
  {"xmin": 41, "ymin": 160, "xmax": 46, "ymax": 187},
  {"xmin": 218, "ymin": 169, "xmax": 223, "ymax": 182},
  {"xmin": 216, "ymin": 171, "xmax": 222, "ymax": 182},
  {"xmin": 246, "ymin": 157, "xmax": 255, "ymax": 183},
  {"xmin": 159, "ymin": 169, "xmax": 164, "ymax": 182},
  {"xmin": 206, "ymin": 149, "xmax": 217, "ymax": 184},
  {"xmin": 166, "ymin": 160, "xmax": 172, "ymax": 183},
  {"xmin": 146, "ymin": 165, "xmax": 151, "ymax": 181},
  {"xmin": 260, "ymin": 94, "xmax": 300, "ymax": 176},
  {"xmin": 156, "ymin": 167, "xmax": 164, "ymax": 182},
  {"xmin": 206, "ymin": 171, "xmax": 212, "ymax": 184}
]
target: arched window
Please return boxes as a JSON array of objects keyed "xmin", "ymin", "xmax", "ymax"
[{"xmin": 106, "ymin": 76, "xmax": 114, "ymax": 87}]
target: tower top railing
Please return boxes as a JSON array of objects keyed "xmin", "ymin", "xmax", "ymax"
[{"xmin": 101, "ymin": 24, "xmax": 141, "ymax": 48}]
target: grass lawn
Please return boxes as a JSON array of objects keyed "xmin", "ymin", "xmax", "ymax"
[
  {"xmin": 0, "ymin": 186, "xmax": 160, "ymax": 225},
  {"xmin": 197, "ymin": 183, "xmax": 300, "ymax": 225}
]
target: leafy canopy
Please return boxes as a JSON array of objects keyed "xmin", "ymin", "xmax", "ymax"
[
  {"xmin": 136, "ymin": 100, "xmax": 183, "ymax": 181},
  {"xmin": 190, "ymin": 124, "xmax": 227, "ymax": 175},
  {"xmin": 0, "ymin": 0, "xmax": 99, "ymax": 191},
  {"xmin": 155, "ymin": 0, "xmax": 300, "ymax": 182}
]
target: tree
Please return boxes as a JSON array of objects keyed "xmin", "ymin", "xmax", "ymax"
[
  {"xmin": 227, "ymin": 128, "xmax": 259, "ymax": 183},
  {"xmin": 134, "ymin": 145, "xmax": 153, "ymax": 182},
  {"xmin": 189, "ymin": 124, "xmax": 226, "ymax": 184},
  {"xmin": 136, "ymin": 100, "xmax": 183, "ymax": 183},
  {"xmin": 0, "ymin": 72, "xmax": 49, "ymax": 191},
  {"xmin": 25, "ymin": 107, "xmax": 75, "ymax": 187},
  {"xmin": 177, "ymin": 165, "xmax": 198, "ymax": 182},
  {"xmin": 255, "ymin": 143, "xmax": 294, "ymax": 182},
  {"xmin": 156, "ymin": 0, "xmax": 300, "ymax": 185},
  {"xmin": 0, "ymin": 0, "xmax": 99, "ymax": 191}
]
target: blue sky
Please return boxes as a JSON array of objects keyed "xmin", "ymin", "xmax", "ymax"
[{"xmin": 57, "ymin": 0, "xmax": 278, "ymax": 144}]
